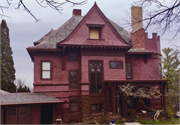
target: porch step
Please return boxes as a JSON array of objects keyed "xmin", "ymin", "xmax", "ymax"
[{"xmin": 124, "ymin": 122, "xmax": 142, "ymax": 125}]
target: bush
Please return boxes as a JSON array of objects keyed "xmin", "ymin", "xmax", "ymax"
[
  {"xmin": 139, "ymin": 118, "xmax": 180, "ymax": 124},
  {"xmin": 115, "ymin": 120, "xmax": 125, "ymax": 124}
]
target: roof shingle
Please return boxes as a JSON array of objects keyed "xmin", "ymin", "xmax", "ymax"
[{"xmin": 0, "ymin": 92, "xmax": 62, "ymax": 105}]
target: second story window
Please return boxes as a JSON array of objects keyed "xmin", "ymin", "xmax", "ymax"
[
  {"xmin": 42, "ymin": 61, "xmax": 51, "ymax": 79},
  {"xmin": 69, "ymin": 52, "xmax": 78, "ymax": 62},
  {"xmin": 126, "ymin": 63, "xmax": 132, "ymax": 79},
  {"xmin": 69, "ymin": 71, "xmax": 78, "ymax": 89},
  {"xmin": 109, "ymin": 61, "xmax": 123, "ymax": 69},
  {"xmin": 90, "ymin": 28, "xmax": 100, "ymax": 39},
  {"xmin": 89, "ymin": 61, "xmax": 103, "ymax": 94}
]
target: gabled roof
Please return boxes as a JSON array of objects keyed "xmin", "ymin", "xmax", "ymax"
[
  {"xmin": 29, "ymin": 16, "xmax": 83, "ymax": 49},
  {"xmin": 27, "ymin": 3, "xmax": 131, "ymax": 49},
  {"xmin": 33, "ymin": 29, "xmax": 56, "ymax": 45},
  {"xmin": 0, "ymin": 92, "xmax": 62, "ymax": 105}
]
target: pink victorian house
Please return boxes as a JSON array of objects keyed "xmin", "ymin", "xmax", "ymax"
[{"xmin": 1, "ymin": 3, "xmax": 168, "ymax": 124}]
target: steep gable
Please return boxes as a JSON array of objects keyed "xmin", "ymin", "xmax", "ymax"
[
  {"xmin": 58, "ymin": 3, "xmax": 131, "ymax": 47},
  {"xmin": 27, "ymin": 3, "xmax": 131, "ymax": 50}
]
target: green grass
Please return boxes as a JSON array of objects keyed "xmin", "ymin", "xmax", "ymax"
[{"xmin": 139, "ymin": 118, "xmax": 180, "ymax": 124}]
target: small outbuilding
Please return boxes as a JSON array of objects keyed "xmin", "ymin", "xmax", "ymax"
[{"xmin": 0, "ymin": 91, "xmax": 62, "ymax": 124}]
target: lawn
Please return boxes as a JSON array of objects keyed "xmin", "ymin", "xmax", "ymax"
[{"xmin": 139, "ymin": 118, "xmax": 180, "ymax": 124}]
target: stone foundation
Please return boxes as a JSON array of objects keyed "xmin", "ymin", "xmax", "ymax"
[
  {"xmin": 81, "ymin": 95, "xmax": 108, "ymax": 123},
  {"xmin": 106, "ymin": 112, "xmax": 121, "ymax": 123},
  {"xmin": 62, "ymin": 111, "xmax": 81, "ymax": 124}
]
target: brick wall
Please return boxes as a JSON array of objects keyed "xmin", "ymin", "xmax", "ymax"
[
  {"xmin": 81, "ymin": 95, "xmax": 108, "ymax": 123},
  {"xmin": 62, "ymin": 111, "xmax": 81, "ymax": 123},
  {"xmin": 131, "ymin": 28, "xmax": 145, "ymax": 49}
]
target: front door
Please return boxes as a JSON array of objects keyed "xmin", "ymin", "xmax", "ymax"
[
  {"xmin": 41, "ymin": 105, "xmax": 53, "ymax": 124},
  {"xmin": 89, "ymin": 61, "xmax": 103, "ymax": 94}
]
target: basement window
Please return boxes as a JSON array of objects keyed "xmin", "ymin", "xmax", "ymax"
[
  {"xmin": 90, "ymin": 104, "xmax": 103, "ymax": 113},
  {"xmin": 70, "ymin": 99, "xmax": 79, "ymax": 111}
]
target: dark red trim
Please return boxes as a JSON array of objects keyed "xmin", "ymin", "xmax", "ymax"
[
  {"xmin": 126, "ymin": 51, "xmax": 154, "ymax": 54},
  {"xmin": 86, "ymin": 24, "xmax": 105, "ymax": 27}
]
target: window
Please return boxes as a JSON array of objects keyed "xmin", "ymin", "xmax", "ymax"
[
  {"xmin": 7, "ymin": 108, "xmax": 16, "ymax": 116},
  {"xmin": 42, "ymin": 61, "xmax": 51, "ymax": 79},
  {"xmin": 126, "ymin": 63, "xmax": 132, "ymax": 79},
  {"xmin": 69, "ymin": 71, "xmax": 78, "ymax": 89},
  {"xmin": 110, "ymin": 61, "xmax": 123, "ymax": 69},
  {"xmin": 70, "ymin": 100, "xmax": 79, "ymax": 111},
  {"xmin": 90, "ymin": 28, "xmax": 100, "ymax": 39},
  {"xmin": 89, "ymin": 61, "xmax": 103, "ymax": 94},
  {"xmin": 159, "ymin": 64, "xmax": 162, "ymax": 79},
  {"xmin": 87, "ymin": 24, "xmax": 104, "ymax": 40},
  {"xmin": 90, "ymin": 104, "xmax": 103, "ymax": 113},
  {"xmin": 69, "ymin": 52, "xmax": 78, "ymax": 61}
]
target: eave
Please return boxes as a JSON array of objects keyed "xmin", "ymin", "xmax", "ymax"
[
  {"xmin": 104, "ymin": 79, "xmax": 169, "ymax": 83},
  {"xmin": 27, "ymin": 47, "xmax": 63, "ymax": 62},
  {"xmin": 104, "ymin": 79, "xmax": 169, "ymax": 86},
  {"xmin": 57, "ymin": 44, "xmax": 132, "ymax": 50},
  {"xmin": 126, "ymin": 51, "xmax": 154, "ymax": 55},
  {"xmin": 0, "ymin": 101, "xmax": 62, "ymax": 106}
]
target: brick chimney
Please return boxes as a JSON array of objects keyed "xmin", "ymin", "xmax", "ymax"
[
  {"xmin": 131, "ymin": 6, "xmax": 145, "ymax": 49},
  {"xmin": 72, "ymin": 9, "xmax": 81, "ymax": 16}
]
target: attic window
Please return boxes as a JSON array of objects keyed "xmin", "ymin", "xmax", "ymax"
[
  {"xmin": 87, "ymin": 24, "xmax": 105, "ymax": 40},
  {"xmin": 90, "ymin": 28, "xmax": 100, "ymax": 39}
]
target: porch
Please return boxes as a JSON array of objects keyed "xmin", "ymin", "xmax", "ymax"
[{"xmin": 104, "ymin": 80, "xmax": 168, "ymax": 121}]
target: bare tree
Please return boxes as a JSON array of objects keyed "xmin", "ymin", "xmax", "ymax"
[
  {"xmin": 119, "ymin": 83, "xmax": 164, "ymax": 121},
  {"xmin": 15, "ymin": 78, "xmax": 30, "ymax": 92},
  {"xmin": 131, "ymin": 0, "xmax": 180, "ymax": 40},
  {"xmin": 0, "ymin": 0, "xmax": 87, "ymax": 21}
]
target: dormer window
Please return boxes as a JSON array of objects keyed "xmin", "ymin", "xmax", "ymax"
[
  {"xmin": 90, "ymin": 28, "xmax": 100, "ymax": 39},
  {"xmin": 87, "ymin": 24, "xmax": 105, "ymax": 40}
]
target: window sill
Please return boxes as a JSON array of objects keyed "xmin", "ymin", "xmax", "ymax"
[
  {"xmin": 91, "ymin": 113, "xmax": 103, "ymax": 115},
  {"xmin": 88, "ymin": 94, "xmax": 105, "ymax": 97},
  {"xmin": 87, "ymin": 38, "xmax": 105, "ymax": 41}
]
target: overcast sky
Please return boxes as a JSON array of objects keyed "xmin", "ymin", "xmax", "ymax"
[{"xmin": 1, "ymin": 0, "xmax": 179, "ymax": 89}]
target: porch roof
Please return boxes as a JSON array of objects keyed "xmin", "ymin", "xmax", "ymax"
[
  {"xmin": 0, "ymin": 92, "xmax": 62, "ymax": 106},
  {"xmin": 104, "ymin": 79, "xmax": 168, "ymax": 86},
  {"xmin": 104, "ymin": 79, "xmax": 168, "ymax": 83}
]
